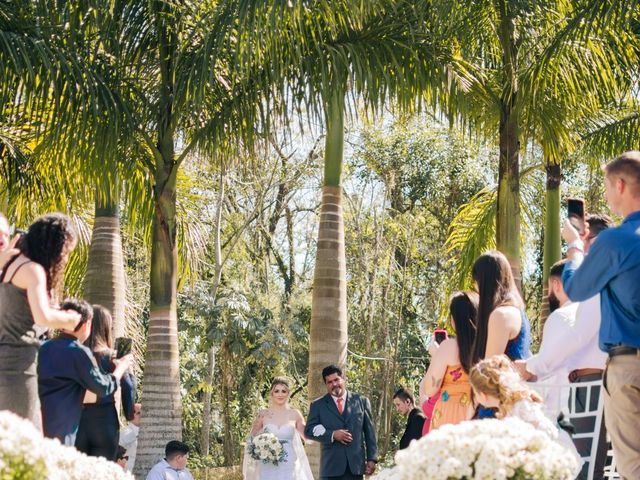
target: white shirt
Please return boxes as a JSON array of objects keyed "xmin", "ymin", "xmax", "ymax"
[
  {"xmin": 119, "ymin": 423, "xmax": 139, "ymax": 472},
  {"xmin": 527, "ymin": 295, "xmax": 606, "ymax": 379},
  {"xmin": 564, "ymin": 295, "xmax": 607, "ymax": 371},
  {"xmin": 527, "ymin": 301, "xmax": 579, "ymax": 413},
  {"xmin": 145, "ymin": 459, "xmax": 194, "ymax": 480},
  {"xmin": 527, "ymin": 301, "xmax": 580, "ymax": 381}
]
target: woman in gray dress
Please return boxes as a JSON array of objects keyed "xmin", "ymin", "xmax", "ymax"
[{"xmin": 0, "ymin": 213, "xmax": 81, "ymax": 428}]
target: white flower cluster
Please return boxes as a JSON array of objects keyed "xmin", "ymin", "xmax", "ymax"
[
  {"xmin": 0, "ymin": 411, "xmax": 133, "ymax": 480},
  {"xmin": 248, "ymin": 432, "xmax": 287, "ymax": 466},
  {"xmin": 372, "ymin": 418, "xmax": 578, "ymax": 480}
]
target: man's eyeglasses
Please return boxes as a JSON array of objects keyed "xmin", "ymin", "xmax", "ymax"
[{"xmin": 119, "ymin": 455, "xmax": 129, "ymax": 461}]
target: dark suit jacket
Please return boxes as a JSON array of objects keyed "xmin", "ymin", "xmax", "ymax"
[
  {"xmin": 305, "ymin": 392, "xmax": 378, "ymax": 477},
  {"xmin": 399, "ymin": 407, "xmax": 425, "ymax": 450}
]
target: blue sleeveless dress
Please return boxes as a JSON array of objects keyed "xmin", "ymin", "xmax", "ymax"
[
  {"xmin": 505, "ymin": 310, "xmax": 532, "ymax": 361},
  {"xmin": 477, "ymin": 310, "xmax": 532, "ymax": 418}
]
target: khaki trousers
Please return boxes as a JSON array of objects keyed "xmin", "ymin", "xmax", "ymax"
[{"xmin": 603, "ymin": 354, "xmax": 640, "ymax": 480}]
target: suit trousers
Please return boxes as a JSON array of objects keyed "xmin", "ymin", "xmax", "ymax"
[
  {"xmin": 321, "ymin": 465, "xmax": 363, "ymax": 480},
  {"xmin": 321, "ymin": 473, "xmax": 362, "ymax": 480},
  {"xmin": 603, "ymin": 354, "xmax": 640, "ymax": 480}
]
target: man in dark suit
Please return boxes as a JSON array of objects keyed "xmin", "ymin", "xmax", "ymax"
[
  {"xmin": 305, "ymin": 365, "xmax": 378, "ymax": 479},
  {"xmin": 392, "ymin": 387, "xmax": 425, "ymax": 450}
]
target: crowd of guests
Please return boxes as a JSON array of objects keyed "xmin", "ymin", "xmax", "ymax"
[
  {"xmin": 0, "ymin": 212, "xmax": 184, "ymax": 478},
  {"xmin": 1, "ymin": 150, "xmax": 639, "ymax": 480},
  {"xmin": 393, "ymin": 151, "xmax": 640, "ymax": 480}
]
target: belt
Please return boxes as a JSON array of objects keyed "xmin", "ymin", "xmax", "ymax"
[
  {"xmin": 568, "ymin": 368, "xmax": 603, "ymax": 382},
  {"xmin": 608, "ymin": 346, "xmax": 640, "ymax": 358}
]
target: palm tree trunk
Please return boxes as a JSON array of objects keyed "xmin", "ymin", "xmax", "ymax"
[
  {"xmin": 308, "ymin": 84, "xmax": 347, "ymax": 476},
  {"xmin": 84, "ymin": 177, "xmax": 126, "ymax": 338},
  {"xmin": 496, "ymin": 2, "xmax": 521, "ymax": 287},
  {"xmin": 134, "ymin": 9, "xmax": 182, "ymax": 475},
  {"xmin": 134, "ymin": 153, "xmax": 182, "ymax": 476},
  {"xmin": 541, "ymin": 161, "xmax": 561, "ymax": 331}
]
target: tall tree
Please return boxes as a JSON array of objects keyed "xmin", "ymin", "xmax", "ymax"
[{"xmin": 431, "ymin": 0, "xmax": 634, "ymax": 285}]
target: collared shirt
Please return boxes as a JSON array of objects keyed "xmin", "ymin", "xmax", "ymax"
[
  {"xmin": 563, "ymin": 210, "xmax": 640, "ymax": 352},
  {"xmin": 527, "ymin": 301, "xmax": 580, "ymax": 380},
  {"xmin": 38, "ymin": 335, "xmax": 118, "ymax": 442},
  {"xmin": 527, "ymin": 297, "xmax": 607, "ymax": 379},
  {"xmin": 331, "ymin": 391, "xmax": 347, "ymax": 413},
  {"xmin": 119, "ymin": 423, "xmax": 139, "ymax": 472},
  {"xmin": 145, "ymin": 459, "xmax": 194, "ymax": 480}
]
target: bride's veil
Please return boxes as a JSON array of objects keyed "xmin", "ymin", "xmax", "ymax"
[
  {"xmin": 292, "ymin": 429, "xmax": 314, "ymax": 480},
  {"xmin": 242, "ymin": 430, "xmax": 260, "ymax": 480}
]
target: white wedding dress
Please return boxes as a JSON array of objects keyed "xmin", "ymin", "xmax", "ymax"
[{"xmin": 243, "ymin": 423, "xmax": 314, "ymax": 480}]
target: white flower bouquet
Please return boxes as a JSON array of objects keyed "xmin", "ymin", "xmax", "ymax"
[
  {"xmin": 372, "ymin": 418, "xmax": 578, "ymax": 480},
  {"xmin": 0, "ymin": 410, "xmax": 133, "ymax": 480},
  {"xmin": 248, "ymin": 432, "xmax": 288, "ymax": 466}
]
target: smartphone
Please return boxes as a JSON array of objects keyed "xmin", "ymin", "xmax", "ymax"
[
  {"xmin": 567, "ymin": 198, "xmax": 586, "ymax": 235},
  {"xmin": 434, "ymin": 329, "xmax": 448, "ymax": 344},
  {"xmin": 114, "ymin": 337, "xmax": 133, "ymax": 358}
]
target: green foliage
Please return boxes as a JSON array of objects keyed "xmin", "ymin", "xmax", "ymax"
[{"xmin": 345, "ymin": 115, "xmax": 489, "ymax": 457}]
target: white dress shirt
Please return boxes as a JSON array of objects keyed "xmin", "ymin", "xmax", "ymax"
[
  {"xmin": 527, "ymin": 295, "xmax": 607, "ymax": 379},
  {"xmin": 119, "ymin": 423, "xmax": 139, "ymax": 472},
  {"xmin": 145, "ymin": 459, "xmax": 194, "ymax": 480},
  {"xmin": 528, "ymin": 301, "xmax": 580, "ymax": 381}
]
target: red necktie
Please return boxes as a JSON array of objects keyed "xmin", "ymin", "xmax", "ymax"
[{"xmin": 337, "ymin": 397, "xmax": 344, "ymax": 414}]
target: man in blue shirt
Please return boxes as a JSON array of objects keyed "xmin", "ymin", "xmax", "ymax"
[
  {"xmin": 38, "ymin": 298, "xmax": 133, "ymax": 445},
  {"xmin": 562, "ymin": 151, "xmax": 640, "ymax": 480}
]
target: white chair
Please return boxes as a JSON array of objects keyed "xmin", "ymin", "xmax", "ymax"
[{"xmin": 528, "ymin": 379, "xmax": 618, "ymax": 480}]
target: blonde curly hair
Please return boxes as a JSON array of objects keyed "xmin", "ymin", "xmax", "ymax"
[{"xmin": 469, "ymin": 354, "xmax": 542, "ymax": 418}]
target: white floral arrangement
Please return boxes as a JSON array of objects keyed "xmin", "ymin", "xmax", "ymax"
[
  {"xmin": 248, "ymin": 432, "xmax": 288, "ymax": 466},
  {"xmin": 0, "ymin": 410, "xmax": 133, "ymax": 480},
  {"xmin": 372, "ymin": 418, "xmax": 578, "ymax": 480}
]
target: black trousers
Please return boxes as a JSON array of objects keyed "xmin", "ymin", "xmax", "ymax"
[
  {"xmin": 322, "ymin": 464, "xmax": 363, "ymax": 480},
  {"xmin": 75, "ymin": 403, "xmax": 120, "ymax": 461},
  {"xmin": 571, "ymin": 373, "xmax": 607, "ymax": 480}
]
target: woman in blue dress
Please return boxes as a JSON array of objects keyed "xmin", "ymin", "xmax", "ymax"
[{"xmin": 471, "ymin": 250, "xmax": 532, "ymax": 417}]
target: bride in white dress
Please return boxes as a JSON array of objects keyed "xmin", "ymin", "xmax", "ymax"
[{"xmin": 243, "ymin": 377, "xmax": 314, "ymax": 480}]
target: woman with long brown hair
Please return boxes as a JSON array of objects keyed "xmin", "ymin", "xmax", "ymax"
[
  {"xmin": 471, "ymin": 250, "xmax": 532, "ymax": 418},
  {"xmin": 0, "ymin": 213, "xmax": 80, "ymax": 428},
  {"xmin": 471, "ymin": 250, "xmax": 531, "ymax": 364},
  {"xmin": 75, "ymin": 305, "xmax": 135, "ymax": 460}
]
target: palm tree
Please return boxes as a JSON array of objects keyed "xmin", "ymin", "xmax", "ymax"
[
  {"xmin": 2, "ymin": 2, "xmax": 237, "ymax": 472},
  {"xmin": 265, "ymin": 2, "xmax": 477, "ymax": 471},
  {"xmin": 431, "ymin": 0, "xmax": 636, "ymax": 285}
]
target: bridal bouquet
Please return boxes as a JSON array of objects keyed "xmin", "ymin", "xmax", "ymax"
[
  {"xmin": 248, "ymin": 432, "xmax": 288, "ymax": 466},
  {"xmin": 373, "ymin": 418, "xmax": 578, "ymax": 480}
]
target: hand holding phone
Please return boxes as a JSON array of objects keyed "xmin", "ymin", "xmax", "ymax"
[
  {"xmin": 567, "ymin": 198, "xmax": 586, "ymax": 235},
  {"xmin": 114, "ymin": 337, "xmax": 133, "ymax": 359}
]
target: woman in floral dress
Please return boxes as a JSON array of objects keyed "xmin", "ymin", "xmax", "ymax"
[{"xmin": 420, "ymin": 292, "xmax": 478, "ymax": 431}]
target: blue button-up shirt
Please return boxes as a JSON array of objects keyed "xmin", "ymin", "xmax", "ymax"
[
  {"xmin": 563, "ymin": 210, "xmax": 640, "ymax": 352},
  {"xmin": 38, "ymin": 335, "xmax": 118, "ymax": 442}
]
